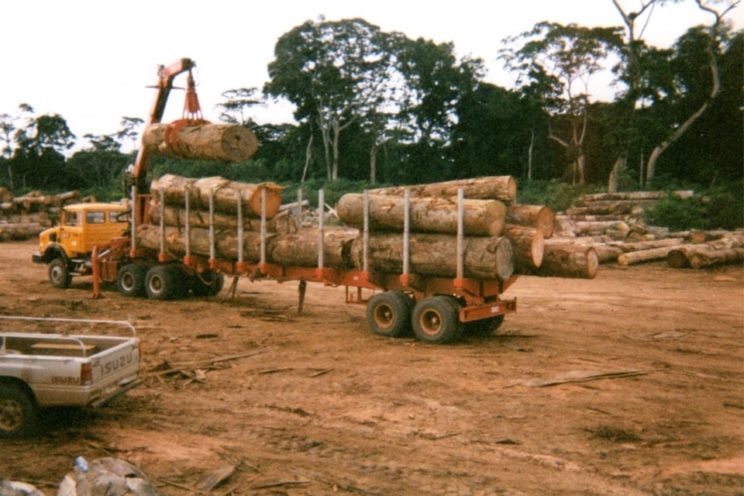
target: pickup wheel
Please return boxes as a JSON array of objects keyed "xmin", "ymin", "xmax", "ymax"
[
  {"xmin": 366, "ymin": 291, "xmax": 413, "ymax": 338},
  {"xmin": 145, "ymin": 265, "xmax": 179, "ymax": 300},
  {"xmin": 412, "ymin": 296, "xmax": 464, "ymax": 344},
  {"xmin": 0, "ymin": 384, "xmax": 38, "ymax": 438},
  {"xmin": 117, "ymin": 263, "xmax": 148, "ymax": 297},
  {"xmin": 48, "ymin": 258, "xmax": 71, "ymax": 289}
]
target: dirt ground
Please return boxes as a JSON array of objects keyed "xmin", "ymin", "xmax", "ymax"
[{"xmin": 0, "ymin": 240, "xmax": 742, "ymax": 495}]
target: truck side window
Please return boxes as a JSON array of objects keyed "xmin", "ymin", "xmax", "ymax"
[
  {"xmin": 65, "ymin": 212, "xmax": 79, "ymax": 227},
  {"xmin": 110, "ymin": 211, "xmax": 129, "ymax": 223},
  {"xmin": 86, "ymin": 212, "xmax": 105, "ymax": 224}
]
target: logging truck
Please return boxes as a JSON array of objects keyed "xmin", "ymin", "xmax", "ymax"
[{"xmin": 32, "ymin": 58, "xmax": 519, "ymax": 344}]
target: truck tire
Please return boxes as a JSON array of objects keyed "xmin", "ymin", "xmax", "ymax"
[
  {"xmin": 192, "ymin": 271, "xmax": 225, "ymax": 297},
  {"xmin": 145, "ymin": 265, "xmax": 179, "ymax": 300},
  {"xmin": 412, "ymin": 296, "xmax": 463, "ymax": 344},
  {"xmin": 465, "ymin": 315, "xmax": 505, "ymax": 335},
  {"xmin": 366, "ymin": 291, "xmax": 412, "ymax": 338},
  {"xmin": 0, "ymin": 383, "xmax": 39, "ymax": 438},
  {"xmin": 117, "ymin": 263, "xmax": 148, "ymax": 297},
  {"xmin": 48, "ymin": 258, "xmax": 71, "ymax": 289}
]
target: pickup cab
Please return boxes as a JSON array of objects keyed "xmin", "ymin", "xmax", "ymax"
[
  {"xmin": 32, "ymin": 202, "xmax": 130, "ymax": 288},
  {"xmin": 0, "ymin": 317, "xmax": 141, "ymax": 437}
]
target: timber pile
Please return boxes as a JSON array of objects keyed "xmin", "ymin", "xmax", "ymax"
[{"xmin": 0, "ymin": 190, "xmax": 86, "ymax": 241}]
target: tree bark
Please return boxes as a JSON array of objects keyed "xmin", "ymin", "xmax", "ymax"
[
  {"xmin": 532, "ymin": 243, "xmax": 599, "ymax": 279},
  {"xmin": 150, "ymin": 174, "xmax": 283, "ymax": 219},
  {"xmin": 337, "ymin": 193, "xmax": 506, "ymax": 236},
  {"xmin": 504, "ymin": 225, "xmax": 544, "ymax": 272},
  {"xmin": 369, "ymin": 176, "xmax": 517, "ymax": 203},
  {"xmin": 350, "ymin": 234, "xmax": 514, "ymax": 281},
  {"xmin": 149, "ymin": 203, "xmax": 297, "ymax": 234},
  {"xmin": 506, "ymin": 204, "xmax": 555, "ymax": 238},
  {"xmin": 142, "ymin": 123, "xmax": 258, "ymax": 163},
  {"xmin": 617, "ymin": 246, "xmax": 682, "ymax": 266},
  {"xmin": 136, "ymin": 225, "xmax": 356, "ymax": 268}
]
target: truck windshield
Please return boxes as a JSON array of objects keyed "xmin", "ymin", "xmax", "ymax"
[{"xmin": 64, "ymin": 212, "xmax": 80, "ymax": 227}]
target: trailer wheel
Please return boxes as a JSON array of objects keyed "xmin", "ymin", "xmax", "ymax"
[
  {"xmin": 0, "ymin": 383, "xmax": 38, "ymax": 438},
  {"xmin": 192, "ymin": 271, "xmax": 225, "ymax": 297},
  {"xmin": 145, "ymin": 265, "xmax": 179, "ymax": 300},
  {"xmin": 366, "ymin": 291, "xmax": 412, "ymax": 338},
  {"xmin": 117, "ymin": 263, "xmax": 148, "ymax": 297},
  {"xmin": 48, "ymin": 258, "xmax": 71, "ymax": 289},
  {"xmin": 466, "ymin": 315, "xmax": 506, "ymax": 335},
  {"xmin": 412, "ymin": 296, "xmax": 463, "ymax": 344}
]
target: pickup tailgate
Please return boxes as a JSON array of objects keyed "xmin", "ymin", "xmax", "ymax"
[{"xmin": 86, "ymin": 336, "xmax": 140, "ymax": 407}]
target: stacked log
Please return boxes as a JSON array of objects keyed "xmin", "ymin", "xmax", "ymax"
[
  {"xmin": 369, "ymin": 176, "xmax": 517, "ymax": 203},
  {"xmin": 150, "ymin": 174, "xmax": 284, "ymax": 219},
  {"xmin": 504, "ymin": 225, "xmax": 544, "ymax": 273},
  {"xmin": 149, "ymin": 202, "xmax": 298, "ymax": 234},
  {"xmin": 337, "ymin": 193, "xmax": 507, "ymax": 236},
  {"xmin": 506, "ymin": 204, "xmax": 554, "ymax": 238},
  {"xmin": 532, "ymin": 242, "xmax": 599, "ymax": 279},
  {"xmin": 142, "ymin": 123, "xmax": 259, "ymax": 163},
  {"xmin": 0, "ymin": 190, "xmax": 83, "ymax": 241},
  {"xmin": 667, "ymin": 233, "xmax": 744, "ymax": 269}
]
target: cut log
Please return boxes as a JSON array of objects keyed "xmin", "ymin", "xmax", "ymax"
[
  {"xmin": 504, "ymin": 225, "xmax": 544, "ymax": 271},
  {"xmin": 142, "ymin": 123, "xmax": 258, "ymax": 162},
  {"xmin": 532, "ymin": 243, "xmax": 599, "ymax": 279},
  {"xmin": 136, "ymin": 225, "xmax": 356, "ymax": 268},
  {"xmin": 578, "ymin": 190, "xmax": 694, "ymax": 202},
  {"xmin": 0, "ymin": 187, "xmax": 12, "ymax": 203},
  {"xmin": 150, "ymin": 174, "xmax": 283, "ymax": 219},
  {"xmin": 369, "ymin": 176, "xmax": 517, "ymax": 202},
  {"xmin": 506, "ymin": 204, "xmax": 554, "ymax": 238},
  {"xmin": 566, "ymin": 202, "xmax": 650, "ymax": 216},
  {"xmin": 687, "ymin": 229, "xmax": 729, "ymax": 244},
  {"xmin": 0, "ymin": 222, "xmax": 42, "ymax": 241},
  {"xmin": 574, "ymin": 221, "xmax": 630, "ymax": 237},
  {"xmin": 608, "ymin": 238, "xmax": 684, "ymax": 253},
  {"xmin": 149, "ymin": 203, "xmax": 297, "ymax": 234},
  {"xmin": 336, "ymin": 193, "xmax": 506, "ymax": 236},
  {"xmin": 617, "ymin": 246, "xmax": 682, "ymax": 266},
  {"xmin": 667, "ymin": 235, "xmax": 744, "ymax": 269},
  {"xmin": 350, "ymin": 234, "xmax": 513, "ymax": 281}
]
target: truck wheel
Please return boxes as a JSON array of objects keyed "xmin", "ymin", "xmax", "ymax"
[
  {"xmin": 412, "ymin": 296, "xmax": 463, "ymax": 344},
  {"xmin": 48, "ymin": 258, "xmax": 71, "ymax": 289},
  {"xmin": 145, "ymin": 265, "xmax": 179, "ymax": 300},
  {"xmin": 117, "ymin": 263, "xmax": 148, "ymax": 297},
  {"xmin": 0, "ymin": 384, "xmax": 38, "ymax": 438},
  {"xmin": 466, "ymin": 315, "xmax": 505, "ymax": 335},
  {"xmin": 192, "ymin": 271, "xmax": 224, "ymax": 297},
  {"xmin": 366, "ymin": 291, "xmax": 412, "ymax": 338}
]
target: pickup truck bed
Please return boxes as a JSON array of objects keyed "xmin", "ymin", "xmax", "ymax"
[{"xmin": 0, "ymin": 318, "xmax": 141, "ymax": 437}]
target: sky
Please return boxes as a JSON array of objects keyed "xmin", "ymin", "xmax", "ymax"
[{"xmin": 1, "ymin": 0, "xmax": 741, "ymax": 148}]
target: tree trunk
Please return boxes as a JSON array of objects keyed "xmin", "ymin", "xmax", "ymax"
[
  {"xmin": 617, "ymin": 246, "xmax": 682, "ymax": 266},
  {"xmin": 301, "ymin": 134, "xmax": 313, "ymax": 183},
  {"xmin": 369, "ymin": 141, "xmax": 377, "ymax": 185},
  {"xmin": 142, "ymin": 123, "xmax": 258, "ymax": 163},
  {"xmin": 337, "ymin": 193, "xmax": 506, "ymax": 236},
  {"xmin": 608, "ymin": 238, "xmax": 685, "ymax": 253},
  {"xmin": 578, "ymin": 191, "xmax": 694, "ymax": 202},
  {"xmin": 149, "ymin": 204, "xmax": 297, "ymax": 234},
  {"xmin": 527, "ymin": 129, "xmax": 534, "ymax": 181},
  {"xmin": 667, "ymin": 235, "xmax": 744, "ymax": 269},
  {"xmin": 150, "ymin": 174, "xmax": 283, "ymax": 219},
  {"xmin": 369, "ymin": 176, "xmax": 517, "ymax": 203},
  {"xmin": 532, "ymin": 243, "xmax": 599, "ymax": 279},
  {"xmin": 506, "ymin": 204, "xmax": 555, "ymax": 238},
  {"xmin": 350, "ymin": 234, "xmax": 514, "ymax": 281},
  {"xmin": 573, "ymin": 221, "xmax": 630, "ymax": 237},
  {"xmin": 504, "ymin": 225, "xmax": 544, "ymax": 272},
  {"xmin": 136, "ymin": 224, "xmax": 356, "ymax": 268},
  {"xmin": 608, "ymin": 155, "xmax": 626, "ymax": 193}
]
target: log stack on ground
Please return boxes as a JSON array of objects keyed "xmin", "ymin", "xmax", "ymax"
[
  {"xmin": 142, "ymin": 123, "xmax": 259, "ymax": 163},
  {"xmin": 667, "ymin": 233, "xmax": 744, "ymax": 269},
  {"xmin": 504, "ymin": 225, "xmax": 544, "ymax": 273},
  {"xmin": 506, "ymin": 204, "xmax": 555, "ymax": 238},
  {"xmin": 532, "ymin": 242, "xmax": 599, "ymax": 279},
  {"xmin": 370, "ymin": 175, "xmax": 517, "ymax": 203},
  {"xmin": 0, "ymin": 190, "xmax": 83, "ymax": 241}
]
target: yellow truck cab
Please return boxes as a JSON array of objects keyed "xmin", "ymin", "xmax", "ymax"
[{"xmin": 32, "ymin": 203, "xmax": 129, "ymax": 288}]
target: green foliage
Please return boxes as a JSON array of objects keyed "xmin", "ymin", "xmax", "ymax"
[
  {"xmin": 517, "ymin": 180, "xmax": 602, "ymax": 211},
  {"xmin": 646, "ymin": 183, "xmax": 744, "ymax": 230},
  {"xmin": 281, "ymin": 178, "xmax": 377, "ymax": 208}
]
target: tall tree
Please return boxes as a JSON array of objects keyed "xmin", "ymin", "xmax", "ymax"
[
  {"xmin": 0, "ymin": 113, "xmax": 16, "ymax": 188},
  {"xmin": 216, "ymin": 87, "xmax": 262, "ymax": 125},
  {"xmin": 265, "ymin": 18, "xmax": 393, "ymax": 181},
  {"xmin": 501, "ymin": 22, "xmax": 622, "ymax": 184}
]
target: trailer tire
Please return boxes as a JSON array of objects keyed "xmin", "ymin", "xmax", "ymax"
[
  {"xmin": 0, "ymin": 383, "xmax": 38, "ymax": 438},
  {"xmin": 466, "ymin": 315, "xmax": 505, "ymax": 335},
  {"xmin": 412, "ymin": 296, "xmax": 463, "ymax": 344},
  {"xmin": 366, "ymin": 291, "xmax": 412, "ymax": 338},
  {"xmin": 145, "ymin": 265, "xmax": 179, "ymax": 300},
  {"xmin": 117, "ymin": 263, "xmax": 148, "ymax": 297},
  {"xmin": 48, "ymin": 258, "xmax": 71, "ymax": 289},
  {"xmin": 192, "ymin": 271, "xmax": 225, "ymax": 297}
]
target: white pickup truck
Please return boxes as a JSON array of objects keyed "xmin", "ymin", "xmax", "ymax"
[{"xmin": 0, "ymin": 316, "xmax": 141, "ymax": 437}]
